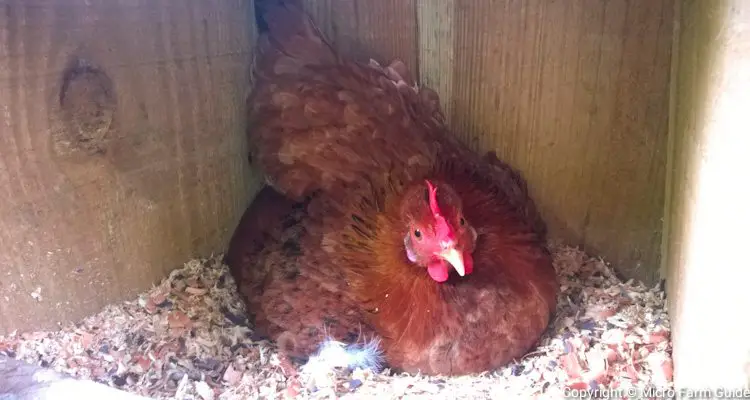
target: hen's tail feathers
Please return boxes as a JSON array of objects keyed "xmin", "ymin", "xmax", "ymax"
[
  {"xmin": 254, "ymin": 0, "xmax": 337, "ymax": 75},
  {"xmin": 300, "ymin": 337, "xmax": 384, "ymax": 383}
]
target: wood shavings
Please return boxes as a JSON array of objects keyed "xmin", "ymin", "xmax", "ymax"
[
  {"xmin": 0, "ymin": 243, "xmax": 673, "ymax": 399},
  {"xmin": 30, "ymin": 287, "xmax": 42, "ymax": 302}
]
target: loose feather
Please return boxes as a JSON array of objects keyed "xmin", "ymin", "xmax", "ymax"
[{"xmin": 301, "ymin": 337, "xmax": 384, "ymax": 375}]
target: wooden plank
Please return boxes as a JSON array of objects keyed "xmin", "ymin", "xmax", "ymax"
[
  {"xmin": 417, "ymin": 0, "xmax": 674, "ymax": 284},
  {"xmin": 665, "ymin": 0, "xmax": 750, "ymax": 389},
  {"xmin": 0, "ymin": 0, "xmax": 258, "ymax": 334},
  {"xmin": 417, "ymin": 0, "xmax": 455, "ymax": 122}
]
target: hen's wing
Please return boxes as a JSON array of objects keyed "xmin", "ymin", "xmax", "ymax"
[
  {"xmin": 224, "ymin": 186, "xmax": 375, "ymax": 359},
  {"xmin": 249, "ymin": 1, "xmax": 441, "ymax": 201}
]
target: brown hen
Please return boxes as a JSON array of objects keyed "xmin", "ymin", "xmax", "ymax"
[{"xmin": 226, "ymin": 0, "xmax": 558, "ymax": 376}]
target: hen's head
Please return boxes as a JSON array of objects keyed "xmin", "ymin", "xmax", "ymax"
[{"xmin": 400, "ymin": 180, "xmax": 478, "ymax": 283}]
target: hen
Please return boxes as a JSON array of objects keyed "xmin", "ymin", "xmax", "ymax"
[{"xmin": 226, "ymin": 0, "xmax": 559, "ymax": 376}]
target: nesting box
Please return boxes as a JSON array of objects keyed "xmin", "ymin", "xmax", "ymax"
[{"xmin": 1, "ymin": 0, "xmax": 748, "ymax": 392}]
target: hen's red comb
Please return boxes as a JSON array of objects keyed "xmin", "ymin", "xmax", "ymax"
[
  {"xmin": 425, "ymin": 180, "xmax": 454, "ymax": 240},
  {"xmin": 425, "ymin": 180, "xmax": 442, "ymax": 216}
]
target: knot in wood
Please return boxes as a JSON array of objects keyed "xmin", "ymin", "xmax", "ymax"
[{"xmin": 56, "ymin": 57, "xmax": 116, "ymax": 156}]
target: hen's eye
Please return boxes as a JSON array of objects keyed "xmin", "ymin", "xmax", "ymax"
[
  {"xmin": 459, "ymin": 217, "xmax": 466, "ymax": 226},
  {"xmin": 414, "ymin": 229, "xmax": 422, "ymax": 239}
]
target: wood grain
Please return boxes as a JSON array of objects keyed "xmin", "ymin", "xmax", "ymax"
[
  {"xmin": 664, "ymin": 0, "xmax": 750, "ymax": 389},
  {"xmin": 417, "ymin": 0, "xmax": 674, "ymax": 284},
  {"xmin": 0, "ymin": 0, "xmax": 258, "ymax": 333},
  {"xmin": 417, "ymin": 0, "xmax": 455, "ymax": 121}
]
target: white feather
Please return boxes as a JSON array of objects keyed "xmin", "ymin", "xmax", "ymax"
[{"xmin": 300, "ymin": 336, "xmax": 384, "ymax": 385}]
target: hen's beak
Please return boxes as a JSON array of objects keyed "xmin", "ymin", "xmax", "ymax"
[{"xmin": 437, "ymin": 248, "xmax": 465, "ymax": 277}]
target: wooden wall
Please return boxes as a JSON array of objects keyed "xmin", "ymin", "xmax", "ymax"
[
  {"xmin": 665, "ymin": 0, "xmax": 750, "ymax": 389},
  {"xmin": 0, "ymin": 0, "xmax": 257, "ymax": 334},
  {"xmin": 299, "ymin": 0, "xmax": 674, "ymax": 284}
]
